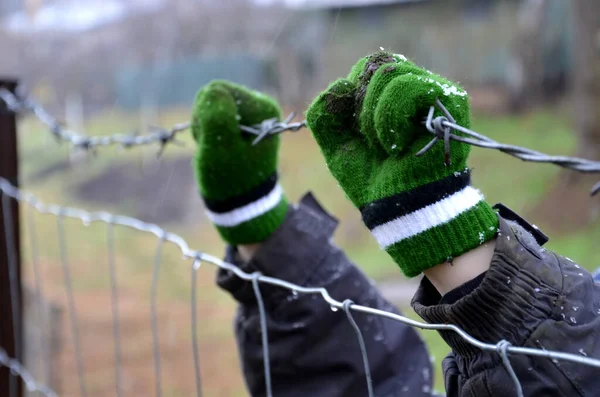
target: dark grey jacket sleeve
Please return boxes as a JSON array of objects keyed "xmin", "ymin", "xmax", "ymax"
[
  {"xmin": 412, "ymin": 206, "xmax": 600, "ymax": 397},
  {"xmin": 216, "ymin": 193, "xmax": 434, "ymax": 397}
]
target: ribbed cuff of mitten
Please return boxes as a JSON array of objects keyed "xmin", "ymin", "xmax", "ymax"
[
  {"xmin": 360, "ymin": 170, "xmax": 499, "ymax": 278},
  {"xmin": 203, "ymin": 174, "xmax": 289, "ymax": 245}
]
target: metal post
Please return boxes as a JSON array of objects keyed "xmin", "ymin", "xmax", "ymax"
[{"xmin": 0, "ymin": 79, "xmax": 22, "ymax": 397}]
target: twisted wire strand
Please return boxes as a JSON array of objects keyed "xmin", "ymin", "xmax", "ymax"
[
  {"xmin": 240, "ymin": 112, "xmax": 307, "ymax": 145},
  {"xmin": 0, "ymin": 89, "xmax": 303, "ymax": 152},
  {"xmin": 0, "ymin": 347, "xmax": 57, "ymax": 397},
  {"xmin": 4, "ymin": 89, "xmax": 599, "ymax": 194},
  {"xmin": 1, "ymin": 177, "xmax": 600, "ymax": 397},
  {"xmin": 0, "ymin": 88, "xmax": 190, "ymax": 152}
]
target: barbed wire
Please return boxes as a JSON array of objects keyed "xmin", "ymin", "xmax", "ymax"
[
  {"xmin": 0, "ymin": 88, "xmax": 190, "ymax": 154},
  {"xmin": 0, "ymin": 347, "xmax": 57, "ymax": 397},
  {"xmin": 3, "ymin": 88, "xmax": 599, "ymax": 194},
  {"xmin": 0, "ymin": 88, "xmax": 304, "ymax": 156},
  {"xmin": 418, "ymin": 98, "xmax": 600, "ymax": 196},
  {"xmin": 240, "ymin": 112, "xmax": 306, "ymax": 145},
  {"xmin": 2, "ymin": 176, "xmax": 600, "ymax": 397}
]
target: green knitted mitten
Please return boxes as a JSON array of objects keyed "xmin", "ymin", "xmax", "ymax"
[
  {"xmin": 306, "ymin": 52, "xmax": 498, "ymax": 277},
  {"xmin": 191, "ymin": 80, "xmax": 288, "ymax": 245}
]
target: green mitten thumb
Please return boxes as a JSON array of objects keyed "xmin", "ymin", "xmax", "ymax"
[{"xmin": 191, "ymin": 80, "xmax": 288, "ymax": 245}]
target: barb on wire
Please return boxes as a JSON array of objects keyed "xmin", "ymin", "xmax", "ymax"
[
  {"xmin": 0, "ymin": 348, "xmax": 57, "ymax": 397},
  {"xmin": 418, "ymin": 98, "xmax": 600, "ymax": 196},
  {"xmin": 240, "ymin": 112, "xmax": 307, "ymax": 145},
  {"xmin": 3, "ymin": 177, "xmax": 600, "ymax": 397}
]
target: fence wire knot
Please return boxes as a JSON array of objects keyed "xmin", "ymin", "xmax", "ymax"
[
  {"xmin": 496, "ymin": 340, "xmax": 524, "ymax": 397},
  {"xmin": 418, "ymin": 104, "xmax": 454, "ymax": 166}
]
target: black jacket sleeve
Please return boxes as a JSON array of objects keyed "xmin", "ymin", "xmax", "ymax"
[
  {"xmin": 216, "ymin": 193, "xmax": 434, "ymax": 397},
  {"xmin": 412, "ymin": 206, "xmax": 600, "ymax": 397}
]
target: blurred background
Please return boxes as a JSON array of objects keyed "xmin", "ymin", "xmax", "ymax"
[{"xmin": 0, "ymin": 0, "xmax": 599, "ymax": 395}]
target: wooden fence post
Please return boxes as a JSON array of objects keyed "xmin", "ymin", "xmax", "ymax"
[{"xmin": 0, "ymin": 78, "xmax": 22, "ymax": 397}]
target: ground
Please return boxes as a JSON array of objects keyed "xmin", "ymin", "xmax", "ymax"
[
  {"xmin": 73, "ymin": 156, "xmax": 198, "ymax": 225},
  {"xmin": 15, "ymin": 103, "xmax": 600, "ymax": 396}
]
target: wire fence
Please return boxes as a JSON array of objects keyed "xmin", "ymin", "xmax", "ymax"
[
  {"xmin": 0, "ymin": 89, "xmax": 304, "ymax": 156},
  {"xmin": 2, "ymin": 89, "xmax": 600, "ymax": 397},
  {"xmin": 2, "ymin": 88, "xmax": 599, "ymax": 194},
  {"xmin": 3, "ymin": 175, "xmax": 600, "ymax": 397}
]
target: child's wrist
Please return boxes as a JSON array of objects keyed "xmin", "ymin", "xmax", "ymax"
[
  {"xmin": 238, "ymin": 243, "xmax": 262, "ymax": 262},
  {"xmin": 423, "ymin": 237, "xmax": 496, "ymax": 296}
]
